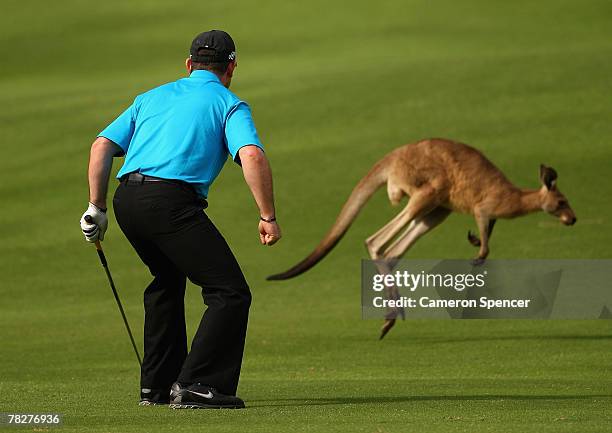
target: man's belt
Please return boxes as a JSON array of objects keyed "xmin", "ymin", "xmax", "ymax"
[{"xmin": 121, "ymin": 172, "xmax": 198, "ymax": 196}]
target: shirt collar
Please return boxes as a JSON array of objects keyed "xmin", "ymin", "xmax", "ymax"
[{"xmin": 189, "ymin": 70, "xmax": 222, "ymax": 83}]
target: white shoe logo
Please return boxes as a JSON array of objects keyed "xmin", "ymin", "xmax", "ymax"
[{"xmin": 189, "ymin": 390, "xmax": 214, "ymax": 399}]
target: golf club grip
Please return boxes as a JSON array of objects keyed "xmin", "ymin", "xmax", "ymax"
[{"xmin": 83, "ymin": 215, "xmax": 104, "ymax": 253}]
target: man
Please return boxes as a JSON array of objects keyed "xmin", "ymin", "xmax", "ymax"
[{"xmin": 80, "ymin": 30, "xmax": 281, "ymax": 409}]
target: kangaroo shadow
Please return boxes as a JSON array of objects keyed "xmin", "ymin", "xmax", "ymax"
[{"xmin": 414, "ymin": 334, "xmax": 612, "ymax": 345}]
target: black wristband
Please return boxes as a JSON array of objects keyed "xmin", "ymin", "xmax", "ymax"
[{"xmin": 260, "ymin": 216, "xmax": 276, "ymax": 223}]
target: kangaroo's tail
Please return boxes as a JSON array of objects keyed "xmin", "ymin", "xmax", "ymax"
[{"xmin": 267, "ymin": 158, "xmax": 388, "ymax": 280}]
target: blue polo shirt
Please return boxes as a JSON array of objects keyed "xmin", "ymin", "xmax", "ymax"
[{"xmin": 98, "ymin": 70, "xmax": 263, "ymax": 198}]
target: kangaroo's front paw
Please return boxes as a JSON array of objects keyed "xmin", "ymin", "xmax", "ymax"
[{"xmin": 467, "ymin": 230, "xmax": 481, "ymax": 247}]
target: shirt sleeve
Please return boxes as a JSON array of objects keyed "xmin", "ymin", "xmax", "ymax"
[
  {"xmin": 97, "ymin": 97, "xmax": 140, "ymax": 156},
  {"xmin": 224, "ymin": 101, "xmax": 263, "ymax": 164}
]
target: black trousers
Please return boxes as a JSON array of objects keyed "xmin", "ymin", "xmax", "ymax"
[{"xmin": 113, "ymin": 180, "xmax": 251, "ymax": 396}]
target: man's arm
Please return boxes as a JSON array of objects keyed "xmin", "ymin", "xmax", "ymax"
[
  {"xmin": 238, "ymin": 145, "xmax": 281, "ymax": 246},
  {"xmin": 88, "ymin": 136, "xmax": 121, "ymax": 209},
  {"xmin": 79, "ymin": 137, "xmax": 122, "ymax": 242}
]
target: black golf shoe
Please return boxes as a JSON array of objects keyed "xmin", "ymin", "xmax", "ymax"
[
  {"xmin": 169, "ymin": 383, "xmax": 245, "ymax": 409},
  {"xmin": 169, "ymin": 382, "xmax": 186, "ymax": 401},
  {"xmin": 140, "ymin": 383, "xmax": 188, "ymax": 406},
  {"xmin": 139, "ymin": 387, "xmax": 170, "ymax": 406}
]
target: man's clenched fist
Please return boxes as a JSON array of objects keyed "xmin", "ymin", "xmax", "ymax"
[
  {"xmin": 80, "ymin": 202, "xmax": 108, "ymax": 242},
  {"xmin": 259, "ymin": 220, "xmax": 281, "ymax": 246}
]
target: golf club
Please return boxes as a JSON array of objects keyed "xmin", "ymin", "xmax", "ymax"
[{"xmin": 84, "ymin": 215, "xmax": 142, "ymax": 367}]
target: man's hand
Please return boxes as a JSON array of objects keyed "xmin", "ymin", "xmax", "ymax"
[
  {"xmin": 80, "ymin": 203, "xmax": 108, "ymax": 242},
  {"xmin": 259, "ymin": 220, "xmax": 281, "ymax": 246}
]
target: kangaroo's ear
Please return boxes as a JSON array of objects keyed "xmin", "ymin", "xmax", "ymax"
[{"xmin": 539, "ymin": 164, "xmax": 558, "ymax": 190}]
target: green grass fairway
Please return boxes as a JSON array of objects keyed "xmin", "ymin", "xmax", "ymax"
[{"xmin": 1, "ymin": 0, "xmax": 611, "ymax": 432}]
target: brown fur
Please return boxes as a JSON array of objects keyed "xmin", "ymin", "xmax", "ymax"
[{"xmin": 267, "ymin": 139, "xmax": 577, "ymax": 336}]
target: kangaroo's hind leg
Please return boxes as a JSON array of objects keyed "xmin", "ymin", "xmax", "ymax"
[
  {"xmin": 379, "ymin": 207, "xmax": 452, "ymax": 340},
  {"xmin": 365, "ymin": 187, "xmax": 440, "ymax": 259},
  {"xmin": 384, "ymin": 207, "xmax": 452, "ymax": 259}
]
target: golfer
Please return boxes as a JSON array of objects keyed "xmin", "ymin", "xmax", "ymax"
[{"xmin": 79, "ymin": 30, "xmax": 280, "ymax": 409}]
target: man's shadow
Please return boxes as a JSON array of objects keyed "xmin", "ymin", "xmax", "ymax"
[{"xmin": 249, "ymin": 393, "xmax": 610, "ymax": 408}]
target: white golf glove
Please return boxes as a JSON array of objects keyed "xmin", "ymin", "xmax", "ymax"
[{"xmin": 80, "ymin": 202, "xmax": 108, "ymax": 242}]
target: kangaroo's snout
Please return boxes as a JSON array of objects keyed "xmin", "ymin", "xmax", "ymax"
[{"xmin": 561, "ymin": 214, "xmax": 577, "ymax": 226}]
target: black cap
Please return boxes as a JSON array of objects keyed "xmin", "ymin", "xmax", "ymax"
[{"xmin": 190, "ymin": 30, "xmax": 236, "ymax": 63}]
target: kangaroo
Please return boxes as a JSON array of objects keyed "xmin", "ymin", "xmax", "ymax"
[{"xmin": 267, "ymin": 138, "xmax": 577, "ymax": 337}]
